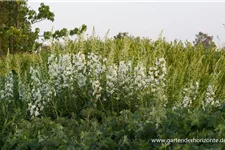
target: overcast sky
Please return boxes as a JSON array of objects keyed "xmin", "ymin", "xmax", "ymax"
[{"xmin": 28, "ymin": 2, "xmax": 225, "ymax": 46}]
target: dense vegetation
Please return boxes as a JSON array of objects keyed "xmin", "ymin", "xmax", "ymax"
[
  {"xmin": 1, "ymin": 1, "xmax": 225, "ymax": 149},
  {"xmin": 0, "ymin": 34, "xmax": 225, "ymax": 149}
]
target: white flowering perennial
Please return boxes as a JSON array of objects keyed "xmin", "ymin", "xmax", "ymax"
[
  {"xmin": 18, "ymin": 79, "xmax": 31, "ymax": 102},
  {"xmin": 133, "ymin": 62, "xmax": 148, "ymax": 90},
  {"xmin": 60, "ymin": 54, "xmax": 73, "ymax": 88},
  {"xmin": 154, "ymin": 58, "xmax": 167, "ymax": 89},
  {"xmin": 41, "ymin": 82, "xmax": 56, "ymax": 102},
  {"xmin": 0, "ymin": 53, "xmax": 170, "ymax": 117},
  {"xmin": 28, "ymin": 67, "xmax": 44, "ymax": 117},
  {"xmin": 2, "ymin": 51, "xmax": 225, "ymax": 120},
  {"xmin": 0, "ymin": 71, "xmax": 14, "ymax": 102},
  {"xmin": 106, "ymin": 64, "xmax": 118, "ymax": 96},
  {"xmin": 181, "ymin": 81, "xmax": 199, "ymax": 108},
  {"xmin": 48, "ymin": 54, "xmax": 168, "ymax": 97},
  {"xmin": 48, "ymin": 52, "xmax": 106, "ymax": 99},
  {"xmin": 148, "ymin": 58, "xmax": 168, "ymax": 106},
  {"xmin": 106, "ymin": 61, "xmax": 148, "ymax": 101},
  {"xmin": 117, "ymin": 61, "xmax": 133, "ymax": 97},
  {"xmin": 92, "ymin": 80, "xmax": 102, "ymax": 101},
  {"xmin": 87, "ymin": 52, "xmax": 105, "ymax": 78},
  {"xmin": 72, "ymin": 52, "xmax": 87, "ymax": 88},
  {"xmin": 48, "ymin": 54, "xmax": 60, "ymax": 90},
  {"xmin": 202, "ymin": 85, "xmax": 220, "ymax": 110},
  {"xmin": 48, "ymin": 54, "xmax": 73, "ymax": 92}
]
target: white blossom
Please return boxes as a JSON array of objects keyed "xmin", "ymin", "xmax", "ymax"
[
  {"xmin": 92, "ymin": 80, "xmax": 102, "ymax": 101},
  {"xmin": 1, "ymin": 71, "xmax": 14, "ymax": 102},
  {"xmin": 180, "ymin": 81, "xmax": 199, "ymax": 108},
  {"xmin": 203, "ymin": 85, "xmax": 220, "ymax": 110}
]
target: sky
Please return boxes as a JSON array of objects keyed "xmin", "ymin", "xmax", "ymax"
[{"xmin": 28, "ymin": 2, "xmax": 225, "ymax": 47}]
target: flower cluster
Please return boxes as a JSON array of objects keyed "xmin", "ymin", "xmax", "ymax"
[
  {"xmin": 0, "ymin": 71, "xmax": 14, "ymax": 103},
  {"xmin": 28, "ymin": 67, "xmax": 47, "ymax": 117},
  {"xmin": 181, "ymin": 81, "xmax": 199, "ymax": 108},
  {"xmin": 48, "ymin": 54, "xmax": 60, "ymax": 90},
  {"xmin": 49, "ymin": 53, "xmax": 169, "ymax": 105},
  {"xmin": 134, "ymin": 62, "xmax": 148, "ymax": 90},
  {"xmin": 59, "ymin": 54, "xmax": 73, "ymax": 88},
  {"xmin": 202, "ymin": 85, "xmax": 220, "ymax": 110},
  {"xmin": 48, "ymin": 52, "xmax": 106, "ymax": 100},
  {"xmin": 148, "ymin": 58, "xmax": 168, "ymax": 106},
  {"xmin": 86, "ymin": 53, "xmax": 106, "ymax": 101},
  {"xmin": 92, "ymin": 80, "xmax": 102, "ymax": 101},
  {"xmin": 87, "ymin": 52, "xmax": 106, "ymax": 78},
  {"xmin": 106, "ymin": 64, "xmax": 118, "ymax": 96},
  {"xmin": 106, "ymin": 61, "xmax": 147, "ymax": 101},
  {"xmin": 18, "ymin": 79, "xmax": 31, "ymax": 102},
  {"xmin": 72, "ymin": 52, "xmax": 87, "ymax": 88},
  {"xmin": 41, "ymin": 82, "xmax": 56, "ymax": 102},
  {"xmin": 117, "ymin": 61, "xmax": 133, "ymax": 99}
]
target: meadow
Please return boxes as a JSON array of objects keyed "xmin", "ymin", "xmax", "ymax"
[{"xmin": 0, "ymin": 35, "xmax": 225, "ymax": 149}]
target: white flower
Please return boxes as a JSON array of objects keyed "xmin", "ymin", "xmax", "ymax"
[
  {"xmin": 159, "ymin": 57, "xmax": 166, "ymax": 63},
  {"xmin": 182, "ymin": 96, "xmax": 192, "ymax": 108},
  {"xmin": 155, "ymin": 60, "xmax": 160, "ymax": 66},
  {"xmin": 180, "ymin": 81, "xmax": 199, "ymax": 109},
  {"xmin": 28, "ymin": 67, "xmax": 47, "ymax": 118},
  {"xmin": 203, "ymin": 84, "xmax": 220, "ymax": 109},
  {"xmin": 34, "ymin": 109, "xmax": 40, "ymax": 117},
  {"xmin": 103, "ymin": 58, "xmax": 107, "ymax": 63},
  {"xmin": 77, "ymin": 73, "xmax": 87, "ymax": 88},
  {"xmin": 1, "ymin": 71, "xmax": 14, "ymax": 102},
  {"xmin": 92, "ymin": 80, "xmax": 102, "ymax": 101}
]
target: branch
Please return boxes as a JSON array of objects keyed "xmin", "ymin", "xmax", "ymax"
[{"xmin": 31, "ymin": 19, "xmax": 45, "ymax": 24}]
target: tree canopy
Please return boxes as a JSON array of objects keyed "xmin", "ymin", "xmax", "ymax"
[
  {"xmin": 0, "ymin": 1, "xmax": 55, "ymax": 55},
  {"xmin": 0, "ymin": 1, "xmax": 87, "ymax": 56},
  {"xmin": 193, "ymin": 32, "xmax": 216, "ymax": 50}
]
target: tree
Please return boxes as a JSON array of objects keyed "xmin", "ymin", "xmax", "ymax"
[
  {"xmin": 114, "ymin": 32, "xmax": 129, "ymax": 40},
  {"xmin": 193, "ymin": 32, "xmax": 216, "ymax": 50},
  {"xmin": 0, "ymin": 1, "xmax": 54, "ymax": 55}
]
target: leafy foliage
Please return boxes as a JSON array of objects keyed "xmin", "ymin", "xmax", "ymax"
[{"xmin": 43, "ymin": 24, "xmax": 87, "ymax": 40}]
